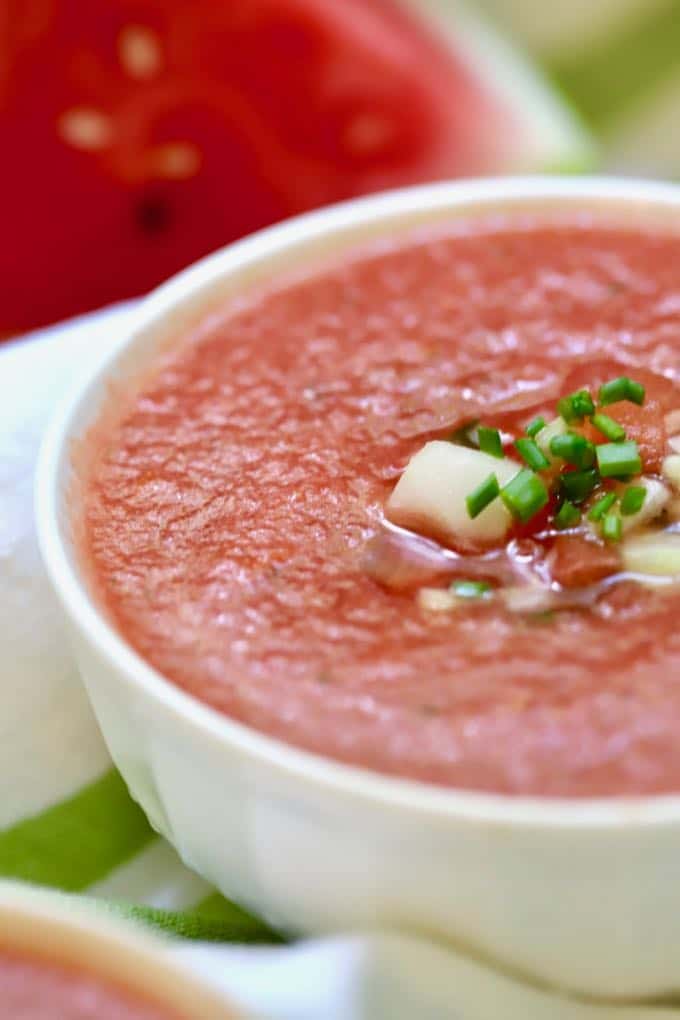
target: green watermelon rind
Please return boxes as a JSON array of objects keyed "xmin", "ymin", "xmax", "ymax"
[
  {"xmin": 545, "ymin": 0, "xmax": 680, "ymax": 133},
  {"xmin": 409, "ymin": 0, "xmax": 599, "ymax": 174},
  {"xmin": 600, "ymin": 63, "xmax": 680, "ymax": 179}
]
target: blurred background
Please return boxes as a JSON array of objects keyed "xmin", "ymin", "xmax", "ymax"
[{"xmin": 2, "ymin": 0, "xmax": 678, "ymax": 337}]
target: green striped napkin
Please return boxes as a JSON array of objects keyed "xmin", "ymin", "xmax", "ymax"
[{"xmin": 0, "ymin": 771, "xmax": 279, "ymax": 944}]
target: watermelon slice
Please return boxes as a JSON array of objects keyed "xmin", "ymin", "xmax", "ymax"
[{"xmin": 0, "ymin": 0, "xmax": 594, "ymax": 336}]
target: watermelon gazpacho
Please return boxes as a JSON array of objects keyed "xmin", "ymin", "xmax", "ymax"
[{"xmin": 78, "ymin": 217, "xmax": 680, "ymax": 798}]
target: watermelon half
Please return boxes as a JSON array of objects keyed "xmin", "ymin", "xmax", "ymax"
[{"xmin": 1, "ymin": 0, "xmax": 595, "ymax": 335}]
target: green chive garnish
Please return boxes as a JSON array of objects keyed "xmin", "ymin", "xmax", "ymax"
[
  {"xmin": 560, "ymin": 469, "xmax": 599, "ymax": 503},
  {"xmin": 558, "ymin": 389, "xmax": 595, "ymax": 423},
  {"xmin": 515, "ymin": 437, "xmax": 550, "ymax": 472},
  {"xmin": 478, "ymin": 426, "xmax": 504, "ymax": 459},
  {"xmin": 588, "ymin": 491, "xmax": 618, "ymax": 522},
  {"xmin": 466, "ymin": 473, "xmax": 500, "ymax": 519},
  {"xmin": 450, "ymin": 579, "xmax": 491, "ymax": 599},
  {"xmin": 500, "ymin": 469, "xmax": 549, "ymax": 523},
  {"xmin": 554, "ymin": 500, "xmax": 581, "ymax": 530},
  {"xmin": 596, "ymin": 440, "xmax": 642, "ymax": 479},
  {"xmin": 549, "ymin": 432, "xmax": 596, "ymax": 469},
  {"xmin": 598, "ymin": 377, "xmax": 627, "ymax": 406},
  {"xmin": 599, "ymin": 376, "xmax": 646, "ymax": 407},
  {"xmin": 627, "ymin": 379, "xmax": 646, "ymax": 406},
  {"xmin": 620, "ymin": 485, "xmax": 647, "ymax": 516},
  {"xmin": 590, "ymin": 413, "xmax": 626, "ymax": 442},
  {"xmin": 602, "ymin": 512, "xmax": 623, "ymax": 543},
  {"xmin": 526, "ymin": 416, "xmax": 546, "ymax": 438}
]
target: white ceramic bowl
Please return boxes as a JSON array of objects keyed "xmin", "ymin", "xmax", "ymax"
[
  {"xmin": 0, "ymin": 881, "xmax": 241, "ymax": 1017},
  {"xmin": 36, "ymin": 177, "xmax": 680, "ymax": 1001}
]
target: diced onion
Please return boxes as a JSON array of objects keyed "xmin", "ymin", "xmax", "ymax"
[
  {"xmin": 417, "ymin": 588, "xmax": 459, "ymax": 612},
  {"xmin": 387, "ymin": 441, "xmax": 519, "ymax": 546},
  {"xmin": 621, "ymin": 532, "xmax": 680, "ymax": 576},
  {"xmin": 662, "ymin": 455, "xmax": 680, "ymax": 492},
  {"xmin": 501, "ymin": 585, "xmax": 557, "ymax": 614}
]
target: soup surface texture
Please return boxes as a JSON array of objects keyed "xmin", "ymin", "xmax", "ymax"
[{"xmin": 80, "ymin": 219, "xmax": 680, "ymax": 797}]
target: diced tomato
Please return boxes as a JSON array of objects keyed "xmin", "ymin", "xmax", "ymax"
[
  {"xmin": 581, "ymin": 398, "xmax": 666, "ymax": 472},
  {"xmin": 548, "ymin": 534, "xmax": 621, "ymax": 589}
]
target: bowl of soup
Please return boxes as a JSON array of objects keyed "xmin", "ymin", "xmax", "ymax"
[{"xmin": 37, "ymin": 176, "xmax": 680, "ymax": 999}]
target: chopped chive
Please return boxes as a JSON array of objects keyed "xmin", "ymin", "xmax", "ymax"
[
  {"xmin": 557, "ymin": 398, "xmax": 573, "ymax": 423},
  {"xmin": 514, "ymin": 437, "xmax": 550, "ymax": 472},
  {"xmin": 526, "ymin": 416, "xmax": 546, "ymax": 439},
  {"xmin": 590, "ymin": 413, "xmax": 626, "ymax": 442},
  {"xmin": 500, "ymin": 469, "xmax": 549, "ymax": 523},
  {"xmin": 598, "ymin": 377, "xmax": 628, "ymax": 406},
  {"xmin": 478, "ymin": 426, "xmax": 504, "ymax": 459},
  {"xmin": 560, "ymin": 469, "xmax": 599, "ymax": 503},
  {"xmin": 620, "ymin": 485, "xmax": 647, "ymax": 516},
  {"xmin": 466, "ymin": 473, "xmax": 500, "ymax": 519},
  {"xmin": 554, "ymin": 500, "xmax": 581, "ymax": 530},
  {"xmin": 450, "ymin": 579, "xmax": 491, "ymax": 599},
  {"xmin": 599, "ymin": 376, "xmax": 646, "ymax": 407},
  {"xmin": 627, "ymin": 379, "xmax": 646, "ymax": 406},
  {"xmin": 588, "ymin": 491, "xmax": 618, "ymax": 522},
  {"xmin": 596, "ymin": 440, "xmax": 642, "ymax": 479},
  {"xmin": 602, "ymin": 512, "xmax": 623, "ymax": 543},
  {"xmin": 558, "ymin": 389, "xmax": 595, "ymax": 423},
  {"xmin": 549, "ymin": 432, "xmax": 596, "ymax": 469}
]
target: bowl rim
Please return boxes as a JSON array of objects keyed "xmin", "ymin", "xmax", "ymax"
[
  {"xmin": 0, "ymin": 881, "xmax": 237, "ymax": 1017},
  {"xmin": 36, "ymin": 174, "xmax": 680, "ymax": 831}
]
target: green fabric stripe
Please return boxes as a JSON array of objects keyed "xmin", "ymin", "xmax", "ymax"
[
  {"xmin": 113, "ymin": 894, "xmax": 283, "ymax": 944},
  {"xmin": 549, "ymin": 0, "xmax": 680, "ymax": 129},
  {"xmin": 0, "ymin": 770, "xmax": 154, "ymax": 890}
]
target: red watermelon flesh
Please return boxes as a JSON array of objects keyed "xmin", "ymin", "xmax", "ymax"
[{"xmin": 1, "ymin": 0, "xmax": 559, "ymax": 333}]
